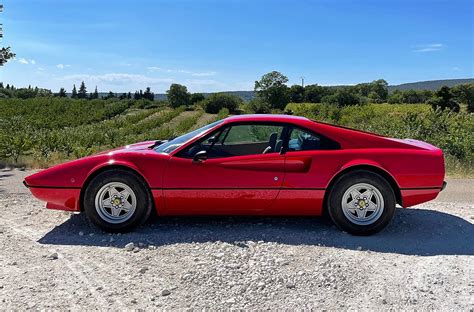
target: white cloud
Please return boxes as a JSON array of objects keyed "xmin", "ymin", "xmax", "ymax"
[
  {"xmin": 191, "ymin": 71, "xmax": 217, "ymax": 77},
  {"xmin": 56, "ymin": 64, "xmax": 71, "ymax": 69},
  {"xmin": 61, "ymin": 73, "xmax": 173, "ymax": 85},
  {"xmin": 412, "ymin": 43, "xmax": 444, "ymax": 53},
  {"xmin": 147, "ymin": 66, "xmax": 216, "ymax": 77},
  {"xmin": 18, "ymin": 58, "xmax": 29, "ymax": 64},
  {"xmin": 30, "ymin": 59, "xmax": 36, "ymax": 65}
]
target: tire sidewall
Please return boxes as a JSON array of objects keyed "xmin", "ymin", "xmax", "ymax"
[
  {"xmin": 328, "ymin": 170, "xmax": 396, "ymax": 235},
  {"xmin": 83, "ymin": 170, "xmax": 152, "ymax": 232}
]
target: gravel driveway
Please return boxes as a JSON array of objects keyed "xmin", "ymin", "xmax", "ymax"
[{"xmin": 0, "ymin": 169, "xmax": 473, "ymax": 310}]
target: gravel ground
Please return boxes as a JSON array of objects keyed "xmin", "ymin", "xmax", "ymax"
[{"xmin": 0, "ymin": 169, "xmax": 473, "ymax": 310}]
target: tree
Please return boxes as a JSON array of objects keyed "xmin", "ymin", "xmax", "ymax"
[
  {"xmin": 248, "ymin": 97, "xmax": 271, "ymax": 113},
  {"xmin": 78, "ymin": 81, "xmax": 87, "ymax": 99},
  {"xmin": 322, "ymin": 89, "xmax": 362, "ymax": 106},
  {"xmin": 254, "ymin": 71, "xmax": 289, "ymax": 109},
  {"xmin": 288, "ymin": 85, "xmax": 305, "ymax": 103},
  {"xmin": 452, "ymin": 84, "xmax": 474, "ymax": 113},
  {"xmin": 89, "ymin": 86, "xmax": 99, "ymax": 99},
  {"xmin": 369, "ymin": 79, "xmax": 388, "ymax": 102},
  {"xmin": 166, "ymin": 83, "xmax": 190, "ymax": 108},
  {"xmin": 190, "ymin": 93, "xmax": 205, "ymax": 105},
  {"xmin": 304, "ymin": 84, "xmax": 329, "ymax": 103},
  {"xmin": 57, "ymin": 88, "xmax": 67, "ymax": 97},
  {"xmin": 202, "ymin": 93, "xmax": 241, "ymax": 114},
  {"xmin": 143, "ymin": 87, "xmax": 154, "ymax": 101},
  {"xmin": 71, "ymin": 84, "xmax": 78, "ymax": 98},
  {"xmin": 0, "ymin": 47, "xmax": 16, "ymax": 66},
  {"xmin": 428, "ymin": 86, "xmax": 460, "ymax": 112},
  {"xmin": 104, "ymin": 91, "xmax": 116, "ymax": 99}
]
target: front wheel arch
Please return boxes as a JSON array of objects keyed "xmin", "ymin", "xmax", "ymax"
[{"xmin": 323, "ymin": 164, "xmax": 401, "ymax": 215}]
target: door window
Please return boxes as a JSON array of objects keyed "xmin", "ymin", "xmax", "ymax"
[{"xmin": 179, "ymin": 123, "xmax": 286, "ymax": 158}]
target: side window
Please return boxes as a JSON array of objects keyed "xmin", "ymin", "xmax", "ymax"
[
  {"xmin": 214, "ymin": 124, "xmax": 286, "ymax": 157},
  {"xmin": 288, "ymin": 127, "xmax": 340, "ymax": 151},
  {"xmin": 178, "ymin": 123, "xmax": 286, "ymax": 158}
]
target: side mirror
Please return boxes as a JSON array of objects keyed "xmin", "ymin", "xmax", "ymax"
[{"xmin": 193, "ymin": 150, "xmax": 208, "ymax": 163}]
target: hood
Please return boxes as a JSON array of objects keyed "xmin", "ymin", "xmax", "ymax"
[{"xmin": 95, "ymin": 141, "xmax": 156, "ymax": 155}]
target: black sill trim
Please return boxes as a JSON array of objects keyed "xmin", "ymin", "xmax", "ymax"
[
  {"xmin": 152, "ymin": 187, "xmax": 326, "ymax": 191},
  {"xmin": 26, "ymin": 185, "xmax": 81, "ymax": 190},
  {"xmin": 400, "ymin": 186, "xmax": 443, "ymax": 190}
]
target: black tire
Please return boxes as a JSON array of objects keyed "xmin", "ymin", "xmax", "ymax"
[
  {"xmin": 327, "ymin": 170, "xmax": 396, "ymax": 235},
  {"xmin": 83, "ymin": 169, "xmax": 153, "ymax": 232}
]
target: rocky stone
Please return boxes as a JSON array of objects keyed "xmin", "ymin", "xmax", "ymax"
[
  {"xmin": 124, "ymin": 243, "xmax": 135, "ymax": 251},
  {"xmin": 47, "ymin": 252, "xmax": 58, "ymax": 260}
]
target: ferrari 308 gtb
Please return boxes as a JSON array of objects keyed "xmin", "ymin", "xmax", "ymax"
[{"xmin": 24, "ymin": 114, "xmax": 446, "ymax": 235}]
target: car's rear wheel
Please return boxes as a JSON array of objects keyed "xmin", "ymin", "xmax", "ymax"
[
  {"xmin": 83, "ymin": 169, "xmax": 152, "ymax": 232},
  {"xmin": 327, "ymin": 170, "xmax": 396, "ymax": 235}
]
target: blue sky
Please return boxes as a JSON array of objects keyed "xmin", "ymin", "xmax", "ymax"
[{"xmin": 1, "ymin": 0, "xmax": 473, "ymax": 93}]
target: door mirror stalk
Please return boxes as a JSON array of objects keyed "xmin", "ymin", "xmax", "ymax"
[{"xmin": 193, "ymin": 150, "xmax": 208, "ymax": 163}]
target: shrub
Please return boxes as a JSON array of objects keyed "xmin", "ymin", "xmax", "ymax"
[
  {"xmin": 247, "ymin": 98, "xmax": 271, "ymax": 114},
  {"xmin": 203, "ymin": 93, "xmax": 241, "ymax": 114},
  {"xmin": 321, "ymin": 89, "xmax": 363, "ymax": 106}
]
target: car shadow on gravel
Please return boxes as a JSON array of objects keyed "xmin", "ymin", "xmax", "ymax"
[{"xmin": 38, "ymin": 207, "xmax": 474, "ymax": 256}]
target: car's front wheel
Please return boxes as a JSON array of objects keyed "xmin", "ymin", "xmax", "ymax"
[
  {"xmin": 83, "ymin": 169, "xmax": 152, "ymax": 232},
  {"xmin": 327, "ymin": 170, "xmax": 396, "ymax": 235}
]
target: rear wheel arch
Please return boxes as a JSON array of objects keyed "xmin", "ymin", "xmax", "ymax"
[
  {"xmin": 323, "ymin": 164, "xmax": 402, "ymax": 213},
  {"xmin": 79, "ymin": 165, "xmax": 153, "ymax": 212}
]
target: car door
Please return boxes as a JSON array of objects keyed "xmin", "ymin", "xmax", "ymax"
[
  {"xmin": 161, "ymin": 123, "xmax": 287, "ymax": 215},
  {"xmin": 270, "ymin": 126, "xmax": 341, "ymax": 215}
]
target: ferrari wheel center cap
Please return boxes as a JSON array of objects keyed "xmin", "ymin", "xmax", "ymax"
[
  {"xmin": 112, "ymin": 198, "xmax": 122, "ymax": 206},
  {"xmin": 358, "ymin": 199, "xmax": 366, "ymax": 209}
]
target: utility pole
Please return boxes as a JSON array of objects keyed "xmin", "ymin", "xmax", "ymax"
[
  {"xmin": 0, "ymin": 4, "xmax": 3, "ymax": 38},
  {"xmin": 301, "ymin": 76, "xmax": 305, "ymax": 88}
]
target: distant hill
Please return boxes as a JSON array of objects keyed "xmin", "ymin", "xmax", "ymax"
[{"xmin": 388, "ymin": 78, "xmax": 474, "ymax": 92}]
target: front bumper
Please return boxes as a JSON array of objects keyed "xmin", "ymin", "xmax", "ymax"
[{"xmin": 23, "ymin": 180, "xmax": 81, "ymax": 211}]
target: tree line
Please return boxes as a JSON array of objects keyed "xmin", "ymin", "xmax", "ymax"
[
  {"xmin": 251, "ymin": 71, "xmax": 474, "ymax": 113},
  {"xmin": 0, "ymin": 81, "xmax": 155, "ymax": 101},
  {"xmin": 1, "ymin": 72, "xmax": 473, "ymax": 114}
]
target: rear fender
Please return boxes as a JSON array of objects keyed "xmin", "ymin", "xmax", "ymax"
[{"xmin": 324, "ymin": 159, "xmax": 402, "ymax": 207}]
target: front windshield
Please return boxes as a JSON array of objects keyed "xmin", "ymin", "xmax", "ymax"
[{"xmin": 154, "ymin": 120, "xmax": 223, "ymax": 154}]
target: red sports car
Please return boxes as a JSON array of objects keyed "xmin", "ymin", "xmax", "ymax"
[{"xmin": 24, "ymin": 114, "xmax": 446, "ymax": 235}]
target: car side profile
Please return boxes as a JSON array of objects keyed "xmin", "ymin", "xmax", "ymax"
[{"xmin": 24, "ymin": 114, "xmax": 446, "ymax": 235}]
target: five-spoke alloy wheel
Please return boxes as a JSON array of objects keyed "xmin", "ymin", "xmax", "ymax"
[
  {"xmin": 83, "ymin": 169, "xmax": 152, "ymax": 232},
  {"xmin": 328, "ymin": 170, "xmax": 396, "ymax": 235}
]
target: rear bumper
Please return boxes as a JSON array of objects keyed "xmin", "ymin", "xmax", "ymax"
[{"xmin": 401, "ymin": 182, "xmax": 446, "ymax": 207}]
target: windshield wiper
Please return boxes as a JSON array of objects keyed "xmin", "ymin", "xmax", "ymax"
[{"xmin": 149, "ymin": 140, "xmax": 169, "ymax": 149}]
